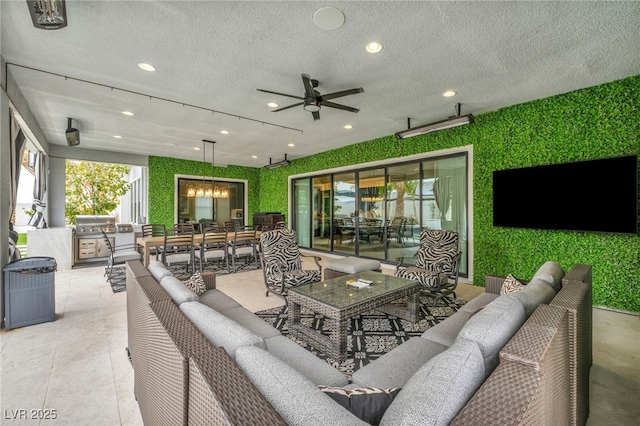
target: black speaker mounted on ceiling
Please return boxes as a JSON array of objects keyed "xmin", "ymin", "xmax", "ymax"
[{"xmin": 65, "ymin": 117, "xmax": 80, "ymax": 146}]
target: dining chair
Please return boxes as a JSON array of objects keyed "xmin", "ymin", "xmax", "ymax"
[
  {"xmin": 158, "ymin": 230, "xmax": 196, "ymax": 274},
  {"xmin": 258, "ymin": 228, "xmax": 322, "ymax": 297},
  {"xmin": 101, "ymin": 230, "xmax": 142, "ymax": 281},
  {"xmin": 227, "ymin": 225, "xmax": 258, "ymax": 272},
  {"xmin": 141, "ymin": 223, "xmax": 166, "ymax": 237},
  {"xmin": 196, "ymin": 226, "xmax": 229, "ymax": 272},
  {"xmin": 395, "ymin": 229, "xmax": 462, "ymax": 306},
  {"xmin": 140, "ymin": 223, "xmax": 166, "ymax": 260}
]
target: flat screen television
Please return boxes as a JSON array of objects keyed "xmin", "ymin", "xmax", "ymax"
[{"xmin": 493, "ymin": 155, "xmax": 638, "ymax": 234}]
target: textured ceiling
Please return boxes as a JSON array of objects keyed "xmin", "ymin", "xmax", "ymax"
[{"xmin": 2, "ymin": 1, "xmax": 639, "ymax": 167}]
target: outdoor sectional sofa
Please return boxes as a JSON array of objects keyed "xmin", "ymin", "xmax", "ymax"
[{"xmin": 125, "ymin": 259, "xmax": 592, "ymax": 425}]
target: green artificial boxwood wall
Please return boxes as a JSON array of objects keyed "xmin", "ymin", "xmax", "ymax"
[
  {"xmin": 258, "ymin": 75, "xmax": 640, "ymax": 312},
  {"xmin": 147, "ymin": 156, "xmax": 260, "ymax": 229}
]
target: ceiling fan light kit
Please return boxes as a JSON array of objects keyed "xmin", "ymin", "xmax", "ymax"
[
  {"xmin": 395, "ymin": 103, "xmax": 474, "ymax": 139},
  {"xmin": 264, "ymin": 154, "xmax": 291, "ymax": 169},
  {"xmin": 27, "ymin": 0, "xmax": 67, "ymax": 30}
]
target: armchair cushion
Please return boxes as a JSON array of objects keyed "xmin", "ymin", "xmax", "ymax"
[
  {"xmin": 281, "ymin": 269, "xmax": 322, "ymax": 288},
  {"xmin": 395, "ymin": 267, "xmax": 446, "ymax": 289}
]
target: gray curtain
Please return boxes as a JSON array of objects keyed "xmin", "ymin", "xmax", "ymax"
[
  {"xmin": 28, "ymin": 152, "xmax": 48, "ymax": 228},
  {"xmin": 9, "ymin": 115, "xmax": 26, "ymax": 261},
  {"xmin": 433, "ymin": 176, "xmax": 451, "ymax": 223}
]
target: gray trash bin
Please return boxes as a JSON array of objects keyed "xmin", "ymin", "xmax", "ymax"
[{"xmin": 3, "ymin": 257, "xmax": 56, "ymax": 330}]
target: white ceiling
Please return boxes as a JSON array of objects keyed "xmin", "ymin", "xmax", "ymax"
[{"xmin": 2, "ymin": 1, "xmax": 640, "ymax": 168}]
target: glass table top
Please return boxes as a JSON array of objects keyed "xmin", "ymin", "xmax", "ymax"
[{"xmin": 288, "ymin": 271, "xmax": 418, "ymax": 310}]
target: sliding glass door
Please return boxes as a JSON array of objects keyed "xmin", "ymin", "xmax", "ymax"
[{"xmin": 292, "ymin": 152, "xmax": 468, "ymax": 275}]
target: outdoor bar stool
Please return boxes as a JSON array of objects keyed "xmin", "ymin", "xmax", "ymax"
[{"xmin": 323, "ymin": 257, "xmax": 382, "ymax": 280}]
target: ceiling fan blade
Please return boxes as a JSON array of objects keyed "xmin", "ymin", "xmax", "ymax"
[
  {"xmin": 321, "ymin": 101, "xmax": 360, "ymax": 113},
  {"xmin": 320, "ymin": 87, "xmax": 364, "ymax": 101},
  {"xmin": 301, "ymin": 74, "xmax": 317, "ymax": 99},
  {"xmin": 312, "ymin": 111, "xmax": 321, "ymax": 121},
  {"xmin": 256, "ymin": 89, "xmax": 304, "ymax": 100},
  {"xmin": 271, "ymin": 102, "xmax": 304, "ymax": 112}
]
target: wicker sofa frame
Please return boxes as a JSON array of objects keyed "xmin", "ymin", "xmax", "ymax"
[{"xmin": 126, "ymin": 260, "xmax": 592, "ymax": 425}]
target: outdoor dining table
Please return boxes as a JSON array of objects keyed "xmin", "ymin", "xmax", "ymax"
[{"xmin": 136, "ymin": 230, "xmax": 261, "ymax": 267}]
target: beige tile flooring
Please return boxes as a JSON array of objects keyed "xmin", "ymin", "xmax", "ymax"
[{"xmin": 1, "ymin": 261, "xmax": 638, "ymax": 425}]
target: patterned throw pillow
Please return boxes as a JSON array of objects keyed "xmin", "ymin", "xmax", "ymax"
[
  {"xmin": 500, "ymin": 273, "xmax": 525, "ymax": 295},
  {"xmin": 183, "ymin": 271, "xmax": 206, "ymax": 296},
  {"xmin": 318, "ymin": 386, "xmax": 401, "ymax": 426}
]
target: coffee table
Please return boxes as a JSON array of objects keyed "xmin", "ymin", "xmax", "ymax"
[{"xmin": 287, "ymin": 271, "xmax": 420, "ymax": 362}]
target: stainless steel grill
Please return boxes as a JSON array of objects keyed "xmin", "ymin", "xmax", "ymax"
[{"xmin": 75, "ymin": 215, "xmax": 116, "ymax": 235}]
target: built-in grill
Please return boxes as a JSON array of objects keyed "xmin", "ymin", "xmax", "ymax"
[
  {"xmin": 73, "ymin": 216, "xmax": 118, "ymax": 265},
  {"xmin": 75, "ymin": 215, "xmax": 116, "ymax": 235}
]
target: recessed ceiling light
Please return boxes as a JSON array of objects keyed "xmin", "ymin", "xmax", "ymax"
[
  {"xmin": 443, "ymin": 90, "xmax": 457, "ymax": 97},
  {"xmin": 122, "ymin": 110, "xmax": 134, "ymax": 116},
  {"xmin": 365, "ymin": 41, "xmax": 383, "ymax": 53},
  {"xmin": 251, "ymin": 155, "xmax": 258, "ymax": 159},
  {"xmin": 288, "ymin": 143, "xmax": 295, "ymax": 147},
  {"xmin": 267, "ymin": 102, "xmax": 279, "ymax": 108},
  {"xmin": 137, "ymin": 62, "xmax": 156, "ymax": 72},
  {"xmin": 113, "ymin": 135, "xmax": 122, "ymax": 139},
  {"xmin": 193, "ymin": 147, "xmax": 200, "ymax": 151},
  {"xmin": 313, "ymin": 7, "xmax": 345, "ymax": 31},
  {"xmin": 220, "ymin": 130, "xmax": 229, "ymax": 135},
  {"xmin": 344, "ymin": 124, "xmax": 353, "ymax": 130}
]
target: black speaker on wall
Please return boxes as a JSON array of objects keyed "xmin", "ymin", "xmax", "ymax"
[{"xmin": 65, "ymin": 117, "xmax": 80, "ymax": 146}]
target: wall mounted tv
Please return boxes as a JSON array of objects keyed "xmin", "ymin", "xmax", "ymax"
[{"xmin": 493, "ymin": 155, "xmax": 638, "ymax": 234}]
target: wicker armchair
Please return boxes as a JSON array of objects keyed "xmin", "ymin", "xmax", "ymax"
[
  {"xmin": 258, "ymin": 229, "xmax": 322, "ymax": 297},
  {"xmin": 395, "ymin": 229, "xmax": 462, "ymax": 305}
]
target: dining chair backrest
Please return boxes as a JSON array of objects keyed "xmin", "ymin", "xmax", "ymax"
[
  {"xmin": 141, "ymin": 223, "xmax": 166, "ymax": 237},
  {"xmin": 160, "ymin": 230, "xmax": 195, "ymax": 269},
  {"xmin": 173, "ymin": 223, "xmax": 194, "ymax": 234},
  {"xmin": 200, "ymin": 227, "xmax": 228, "ymax": 251}
]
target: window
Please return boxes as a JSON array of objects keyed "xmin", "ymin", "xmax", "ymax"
[{"xmin": 176, "ymin": 177, "xmax": 246, "ymax": 229}]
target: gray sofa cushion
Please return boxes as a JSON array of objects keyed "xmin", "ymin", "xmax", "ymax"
[
  {"xmin": 455, "ymin": 295, "xmax": 527, "ymax": 375},
  {"xmin": 380, "ymin": 340, "xmax": 485, "ymax": 426},
  {"xmin": 422, "ymin": 310, "xmax": 474, "ymax": 348},
  {"xmin": 179, "ymin": 301, "xmax": 265, "ymax": 357},
  {"xmin": 531, "ymin": 261, "xmax": 565, "ymax": 292},
  {"xmin": 198, "ymin": 289, "xmax": 242, "ymax": 312},
  {"xmin": 509, "ymin": 278, "xmax": 557, "ymax": 317},
  {"xmin": 223, "ymin": 306, "xmax": 282, "ymax": 339},
  {"xmin": 458, "ymin": 292, "xmax": 499, "ymax": 314},
  {"xmin": 352, "ymin": 336, "xmax": 448, "ymax": 388},
  {"xmin": 148, "ymin": 260, "xmax": 173, "ymax": 282},
  {"xmin": 235, "ymin": 345, "xmax": 367, "ymax": 426},
  {"xmin": 159, "ymin": 275, "xmax": 199, "ymax": 305},
  {"xmin": 264, "ymin": 335, "xmax": 349, "ymax": 387}
]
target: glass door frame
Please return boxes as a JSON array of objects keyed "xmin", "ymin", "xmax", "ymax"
[{"xmin": 289, "ymin": 146, "xmax": 472, "ymax": 278}]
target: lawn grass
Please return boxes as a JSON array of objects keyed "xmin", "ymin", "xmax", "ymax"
[{"xmin": 17, "ymin": 233, "xmax": 27, "ymax": 245}]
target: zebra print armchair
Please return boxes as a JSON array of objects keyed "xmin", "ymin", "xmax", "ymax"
[
  {"xmin": 258, "ymin": 229, "xmax": 322, "ymax": 297},
  {"xmin": 395, "ymin": 229, "xmax": 462, "ymax": 306}
]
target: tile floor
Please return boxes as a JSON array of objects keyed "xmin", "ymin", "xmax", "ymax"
[{"xmin": 1, "ymin": 261, "xmax": 638, "ymax": 425}]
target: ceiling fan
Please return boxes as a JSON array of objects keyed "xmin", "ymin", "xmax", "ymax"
[{"xmin": 257, "ymin": 73, "xmax": 364, "ymax": 121}]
